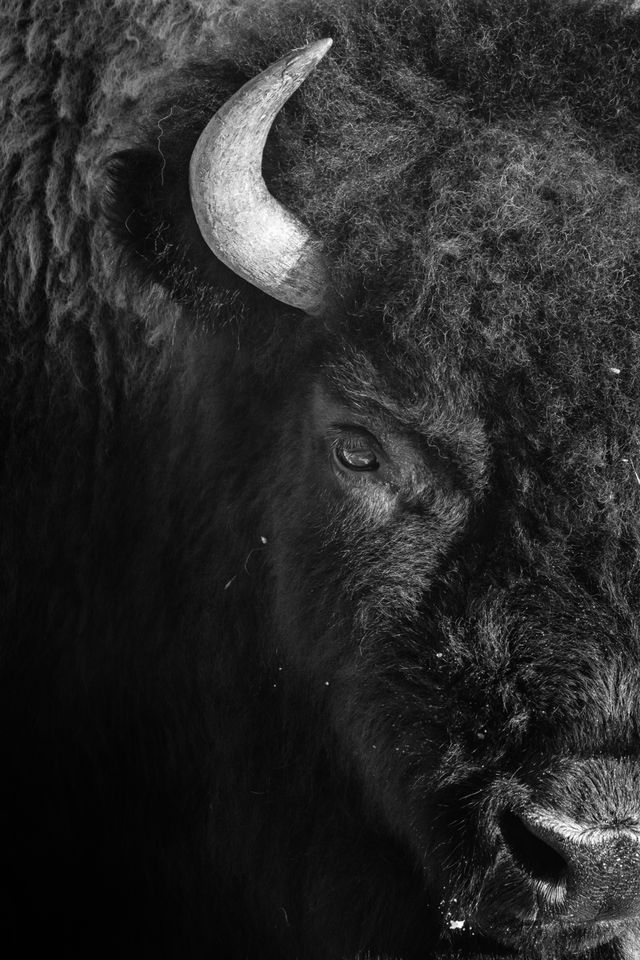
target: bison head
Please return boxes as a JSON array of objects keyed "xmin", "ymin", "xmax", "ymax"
[
  {"xmin": 6, "ymin": 1, "xmax": 640, "ymax": 959},
  {"xmin": 146, "ymin": 28, "xmax": 640, "ymax": 960}
]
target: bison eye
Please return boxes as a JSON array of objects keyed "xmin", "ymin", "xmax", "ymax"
[{"xmin": 333, "ymin": 435, "xmax": 380, "ymax": 473}]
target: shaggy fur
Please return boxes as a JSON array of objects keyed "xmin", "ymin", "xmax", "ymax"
[{"xmin": 4, "ymin": 0, "xmax": 640, "ymax": 958}]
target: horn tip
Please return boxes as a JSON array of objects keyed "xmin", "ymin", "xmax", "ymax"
[
  {"xmin": 312, "ymin": 37, "xmax": 333, "ymax": 56},
  {"xmin": 291, "ymin": 37, "xmax": 333, "ymax": 74}
]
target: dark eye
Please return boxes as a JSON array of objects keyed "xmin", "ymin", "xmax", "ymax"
[{"xmin": 333, "ymin": 437, "xmax": 380, "ymax": 473}]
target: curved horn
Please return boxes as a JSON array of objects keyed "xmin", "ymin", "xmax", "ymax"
[{"xmin": 189, "ymin": 38, "xmax": 334, "ymax": 317}]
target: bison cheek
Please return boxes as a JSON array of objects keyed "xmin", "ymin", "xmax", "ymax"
[{"xmin": 265, "ymin": 449, "xmax": 477, "ymax": 875}]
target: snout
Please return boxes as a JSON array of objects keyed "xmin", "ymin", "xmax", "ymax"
[
  {"xmin": 448, "ymin": 761, "xmax": 640, "ymax": 954},
  {"xmin": 493, "ymin": 806, "xmax": 640, "ymax": 925}
]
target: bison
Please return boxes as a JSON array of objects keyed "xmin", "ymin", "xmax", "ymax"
[{"xmin": 3, "ymin": 0, "xmax": 640, "ymax": 957}]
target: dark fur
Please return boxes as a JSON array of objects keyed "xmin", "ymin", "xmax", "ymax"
[{"xmin": 4, "ymin": 0, "xmax": 640, "ymax": 957}]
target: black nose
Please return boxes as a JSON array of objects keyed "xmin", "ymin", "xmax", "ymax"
[{"xmin": 499, "ymin": 808, "xmax": 640, "ymax": 922}]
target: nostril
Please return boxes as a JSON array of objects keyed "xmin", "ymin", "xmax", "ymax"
[{"xmin": 499, "ymin": 810, "xmax": 568, "ymax": 884}]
